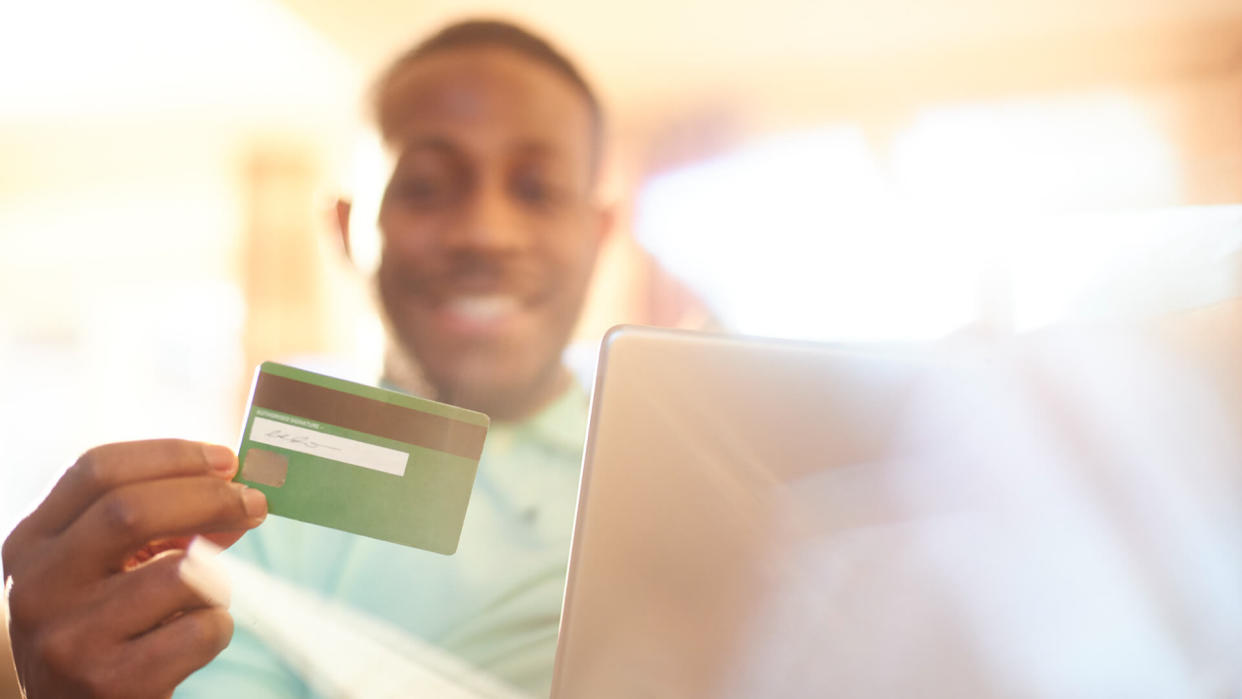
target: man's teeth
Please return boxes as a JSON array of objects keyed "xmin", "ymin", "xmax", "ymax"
[{"xmin": 447, "ymin": 296, "xmax": 520, "ymax": 321}]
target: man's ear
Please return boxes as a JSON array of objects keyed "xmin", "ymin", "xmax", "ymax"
[
  {"xmin": 594, "ymin": 203, "xmax": 616, "ymax": 250},
  {"xmin": 333, "ymin": 198, "xmax": 353, "ymax": 260}
]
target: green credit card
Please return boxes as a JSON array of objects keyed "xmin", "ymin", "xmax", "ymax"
[{"xmin": 234, "ymin": 362, "xmax": 489, "ymax": 554}]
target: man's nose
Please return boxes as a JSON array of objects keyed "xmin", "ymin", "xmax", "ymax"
[{"xmin": 449, "ymin": 181, "xmax": 528, "ymax": 254}]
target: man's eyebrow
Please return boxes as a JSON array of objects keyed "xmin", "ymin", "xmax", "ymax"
[
  {"xmin": 510, "ymin": 140, "xmax": 565, "ymax": 161},
  {"xmin": 511, "ymin": 140, "xmax": 595, "ymax": 187},
  {"xmin": 394, "ymin": 138, "xmax": 565, "ymax": 165},
  {"xmin": 394, "ymin": 136, "xmax": 459, "ymax": 160}
]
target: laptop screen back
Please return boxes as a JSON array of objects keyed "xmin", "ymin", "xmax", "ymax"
[
  {"xmin": 551, "ymin": 325, "xmax": 1242, "ymax": 698},
  {"xmin": 552, "ymin": 327, "xmax": 932, "ymax": 697}
]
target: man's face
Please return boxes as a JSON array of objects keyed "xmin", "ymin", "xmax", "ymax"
[{"xmin": 373, "ymin": 46, "xmax": 605, "ymax": 420}]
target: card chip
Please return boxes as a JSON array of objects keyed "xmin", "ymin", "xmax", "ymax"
[{"xmin": 242, "ymin": 448, "xmax": 288, "ymax": 487}]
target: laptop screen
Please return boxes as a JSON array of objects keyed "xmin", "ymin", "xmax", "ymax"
[{"xmin": 552, "ymin": 326, "xmax": 1242, "ymax": 697}]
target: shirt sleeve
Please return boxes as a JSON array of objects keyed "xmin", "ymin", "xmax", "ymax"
[
  {"xmin": 176, "ymin": 620, "xmax": 312, "ymax": 698},
  {"xmin": 174, "ymin": 518, "xmax": 341, "ymax": 698}
]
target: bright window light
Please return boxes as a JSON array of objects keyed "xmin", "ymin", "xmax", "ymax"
[
  {"xmin": 889, "ymin": 93, "xmax": 1180, "ymax": 214},
  {"xmin": 635, "ymin": 127, "xmax": 980, "ymax": 343},
  {"xmin": 634, "ymin": 92, "xmax": 1226, "ymax": 342}
]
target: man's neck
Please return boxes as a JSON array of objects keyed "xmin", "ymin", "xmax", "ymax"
[
  {"xmin": 381, "ymin": 358, "xmax": 574, "ymax": 424},
  {"xmin": 457, "ymin": 366, "xmax": 574, "ymax": 424}
]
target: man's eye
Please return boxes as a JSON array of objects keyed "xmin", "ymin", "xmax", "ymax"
[
  {"xmin": 391, "ymin": 177, "xmax": 446, "ymax": 205},
  {"xmin": 511, "ymin": 175, "xmax": 557, "ymax": 207}
]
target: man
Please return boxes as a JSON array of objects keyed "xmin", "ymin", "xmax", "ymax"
[{"xmin": 2, "ymin": 19, "xmax": 611, "ymax": 698}]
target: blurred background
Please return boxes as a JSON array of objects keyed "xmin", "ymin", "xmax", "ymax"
[{"xmin": 2, "ymin": 0, "xmax": 1241, "ymax": 595}]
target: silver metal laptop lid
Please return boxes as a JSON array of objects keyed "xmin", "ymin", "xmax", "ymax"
[{"xmin": 552, "ymin": 325, "xmax": 1242, "ymax": 698}]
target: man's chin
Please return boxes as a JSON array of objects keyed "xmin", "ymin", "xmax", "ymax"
[
  {"xmin": 440, "ymin": 381, "xmax": 532, "ymax": 420},
  {"xmin": 429, "ymin": 361, "xmax": 567, "ymax": 422}
]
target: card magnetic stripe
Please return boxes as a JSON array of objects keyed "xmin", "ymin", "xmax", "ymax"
[{"xmin": 251, "ymin": 372, "xmax": 487, "ymax": 460}]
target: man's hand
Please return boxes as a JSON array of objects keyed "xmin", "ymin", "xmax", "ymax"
[{"xmin": 2, "ymin": 439, "xmax": 267, "ymax": 698}]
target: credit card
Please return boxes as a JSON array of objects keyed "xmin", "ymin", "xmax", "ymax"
[{"xmin": 234, "ymin": 362, "xmax": 489, "ymax": 554}]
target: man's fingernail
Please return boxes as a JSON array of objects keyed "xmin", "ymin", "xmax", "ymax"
[
  {"xmin": 240, "ymin": 485, "xmax": 267, "ymax": 521},
  {"xmin": 202, "ymin": 444, "xmax": 236, "ymax": 475}
]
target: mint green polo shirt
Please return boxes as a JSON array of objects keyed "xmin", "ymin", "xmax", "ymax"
[{"xmin": 179, "ymin": 381, "xmax": 589, "ymax": 698}]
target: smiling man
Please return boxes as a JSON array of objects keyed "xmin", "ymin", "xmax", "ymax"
[
  {"xmin": 2, "ymin": 19, "xmax": 610, "ymax": 699},
  {"xmin": 371, "ymin": 23, "xmax": 607, "ymax": 422}
]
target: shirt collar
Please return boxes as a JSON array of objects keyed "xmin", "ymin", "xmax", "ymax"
[
  {"xmin": 379, "ymin": 375, "xmax": 590, "ymax": 461},
  {"xmin": 503, "ymin": 379, "xmax": 590, "ymax": 458}
]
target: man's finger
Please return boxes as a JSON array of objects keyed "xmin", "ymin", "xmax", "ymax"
[
  {"xmin": 130, "ymin": 607, "xmax": 234, "ymax": 694},
  {"xmin": 121, "ymin": 529, "xmax": 247, "ymax": 570},
  {"xmin": 203, "ymin": 529, "xmax": 248, "ymax": 551},
  {"xmin": 87, "ymin": 551, "xmax": 229, "ymax": 641},
  {"xmin": 58, "ymin": 477, "xmax": 265, "ymax": 577},
  {"xmin": 79, "ymin": 607, "xmax": 234, "ymax": 699},
  {"xmin": 5, "ymin": 537, "xmax": 241, "ymax": 653},
  {"xmin": 15, "ymin": 440, "xmax": 236, "ymax": 541}
]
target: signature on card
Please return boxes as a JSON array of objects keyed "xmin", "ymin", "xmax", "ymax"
[{"xmin": 264, "ymin": 428, "xmax": 342, "ymax": 452}]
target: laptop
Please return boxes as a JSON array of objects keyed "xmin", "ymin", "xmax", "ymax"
[
  {"xmin": 550, "ymin": 325, "xmax": 933, "ymax": 697},
  {"xmin": 550, "ymin": 325, "xmax": 1242, "ymax": 697}
]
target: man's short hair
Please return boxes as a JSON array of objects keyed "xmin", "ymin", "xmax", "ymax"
[{"xmin": 371, "ymin": 19, "xmax": 604, "ymax": 156}]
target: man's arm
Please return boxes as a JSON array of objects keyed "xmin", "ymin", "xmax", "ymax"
[
  {"xmin": 1, "ymin": 440, "xmax": 266, "ymax": 698},
  {"xmin": 2, "ymin": 606, "xmax": 19, "ymax": 698}
]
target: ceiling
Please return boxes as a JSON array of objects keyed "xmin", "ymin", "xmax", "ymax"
[
  {"xmin": 4, "ymin": 0, "xmax": 1240, "ymax": 130},
  {"xmin": 0, "ymin": 0, "xmax": 357, "ymax": 124},
  {"xmin": 276, "ymin": 0, "xmax": 1242, "ymax": 124}
]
